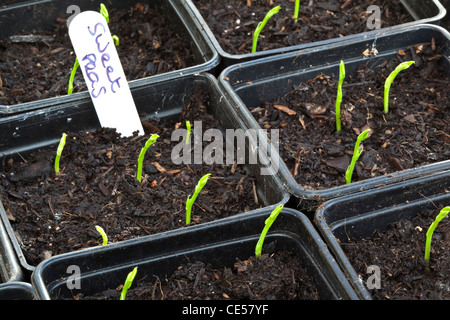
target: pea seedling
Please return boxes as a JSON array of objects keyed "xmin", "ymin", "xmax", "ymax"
[
  {"xmin": 186, "ymin": 173, "xmax": 211, "ymax": 225},
  {"xmin": 255, "ymin": 204, "xmax": 284, "ymax": 258},
  {"xmin": 294, "ymin": 0, "xmax": 300, "ymax": 23},
  {"xmin": 185, "ymin": 121, "xmax": 191, "ymax": 145},
  {"xmin": 136, "ymin": 134, "xmax": 160, "ymax": 183},
  {"xmin": 345, "ymin": 129, "xmax": 370, "ymax": 184},
  {"xmin": 383, "ymin": 61, "xmax": 414, "ymax": 114},
  {"xmin": 424, "ymin": 206, "xmax": 449, "ymax": 272},
  {"xmin": 95, "ymin": 225, "xmax": 108, "ymax": 246},
  {"xmin": 252, "ymin": 5, "xmax": 281, "ymax": 53},
  {"xmin": 68, "ymin": 3, "xmax": 119, "ymax": 94},
  {"xmin": 335, "ymin": 60, "xmax": 345, "ymax": 132},
  {"xmin": 120, "ymin": 266, "xmax": 138, "ymax": 300},
  {"xmin": 54, "ymin": 133, "xmax": 67, "ymax": 174}
]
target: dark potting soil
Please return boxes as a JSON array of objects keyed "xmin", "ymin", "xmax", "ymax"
[
  {"xmin": 0, "ymin": 3, "xmax": 196, "ymax": 105},
  {"xmin": 249, "ymin": 40, "xmax": 449, "ymax": 189},
  {"xmin": 341, "ymin": 207, "xmax": 449, "ymax": 300},
  {"xmin": 193, "ymin": 0, "xmax": 413, "ymax": 54},
  {"xmin": 0, "ymin": 86, "xmax": 263, "ymax": 266},
  {"xmin": 72, "ymin": 251, "xmax": 320, "ymax": 300}
]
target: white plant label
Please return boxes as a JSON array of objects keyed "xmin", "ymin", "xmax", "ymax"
[{"xmin": 68, "ymin": 11, "xmax": 144, "ymax": 137}]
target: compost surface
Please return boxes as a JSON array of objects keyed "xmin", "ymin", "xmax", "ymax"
[
  {"xmin": 72, "ymin": 251, "xmax": 320, "ymax": 300},
  {"xmin": 0, "ymin": 3, "xmax": 196, "ymax": 105},
  {"xmin": 0, "ymin": 87, "xmax": 262, "ymax": 266},
  {"xmin": 193, "ymin": 0, "xmax": 413, "ymax": 54},
  {"xmin": 248, "ymin": 40, "xmax": 449, "ymax": 189},
  {"xmin": 342, "ymin": 207, "xmax": 450, "ymax": 300}
]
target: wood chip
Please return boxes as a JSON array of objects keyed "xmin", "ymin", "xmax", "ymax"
[
  {"xmin": 298, "ymin": 116, "xmax": 306, "ymax": 130},
  {"xmin": 151, "ymin": 162, "xmax": 166, "ymax": 173},
  {"xmin": 273, "ymin": 104, "xmax": 296, "ymax": 115}
]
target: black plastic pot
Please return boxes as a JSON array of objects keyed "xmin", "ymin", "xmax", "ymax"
[
  {"xmin": 0, "ymin": 281, "xmax": 36, "ymax": 300},
  {"xmin": 0, "ymin": 206, "xmax": 24, "ymax": 283},
  {"xmin": 0, "ymin": 0, "xmax": 219, "ymax": 114},
  {"xmin": 314, "ymin": 170, "xmax": 450, "ymax": 300},
  {"xmin": 219, "ymin": 24, "xmax": 450, "ymax": 211},
  {"xmin": 185, "ymin": 0, "xmax": 447, "ymax": 70},
  {"xmin": 0, "ymin": 72, "xmax": 289, "ymax": 276},
  {"xmin": 31, "ymin": 207, "xmax": 359, "ymax": 300},
  {"xmin": 442, "ymin": 0, "xmax": 450, "ymax": 31}
]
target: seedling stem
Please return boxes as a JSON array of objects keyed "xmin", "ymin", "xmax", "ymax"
[
  {"xmin": 136, "ymin": 134, "xmax": 160, "ymax": 183},
  {"xmin": 120, "ymin": 267, "xmax": 138, "ymax": 300},
  {"xmin": 54, "ymin": 133, "xmax": 67, "ymax": 174},
  {"xmin": 345, "ymin": 129, "xmax": 370, "ymax": 184},
  {"xmin": 185, "ymin": 121, "xmax": 191, "ymax": 145},
  {"xmin": 336, "ymin": 60, "xmax": 345, "ymax": 132},
  {"xmin": 95, "ymin": 225, "xmax": 108, "ymax": 246},
  {"xmin": 424, "ymin": 206, "xmax": 449, "ymax": 272},
  {"xmin": 294, "ymin": 0, "xmax": 300, "ymax": 22},
  {"xmin": 186, "ymin": 173, "xmax": 211, "ymax": 225},
  {"xmin": 252, "ymin": 6, "xmax": 281, "ymax": 53},
  {"xmin": 255, "ymin": 204, "xmax": 284, "ymax": 258},
  {"xmin": 384, "ymin": 61, "xmax": 414, "ymax": 113}
]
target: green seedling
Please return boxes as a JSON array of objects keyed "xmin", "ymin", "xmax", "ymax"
[
  {"xmin": 294, "ymin": 0, "xmax": 300, "ymax": 22},
  {"xmin": 383, "ymin": 61, "xmax": 414, "ymax": 114},
  {"xmin": 186, "ymin": 173, "xmax": 211, "ymax": 225},
  {"xmin": 68, "ymin": 3, "xmax": 119, "ymax": 94},
  {"xmin": 335, "ymin": 60, "xmax": 345, "ymax": 132},
  {"xmin": 424, "ymin": 206, "xmax": 449, "ymax": 272},
  {"xmin": 185, "ymin": 121, "xmax": 191, "ymax": 145},
  {"xmin": 54, "ymin": 133, "xmax": 67, "ymax": 174},
  {"xmin": 95, "ymin": 225, "xmax": 108, "ymax": 246},
  {"xmin": 255, "ymin": 204, "xmax": 284, "ymax": 258},
  {"xmin": 136, "ymin": 134, "xmax": 160, "ymax": 183},
  {"xmin": 345, "ymin": 129, "xmax": 370, "ymax": 184},
  {"xmin": 120, "ymin": 267, "xmax": 138, "ymax": 300},
  {"xmin": 252, "ymin": 5, "xmax": 281, "ymax": 53}
]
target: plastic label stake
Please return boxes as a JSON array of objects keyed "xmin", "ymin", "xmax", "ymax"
[{"xmin": 68, "ymin": 11, "xmax": 144, "ymax": 137}]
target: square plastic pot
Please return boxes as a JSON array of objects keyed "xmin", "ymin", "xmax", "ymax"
[
  {"xmin": 185, "ymin": 0, "xmax": 447, "ymax": 70},
  {"xmin": 0, "ymin": 72, "xmax": 289, "ymax": 276},
  {"xmin": 314, "ymin": 170, "xmax": 450, "ymax": 300},
  {"xmin": 31, "ymin": 207, "xmax": 359, "ymax": 300},
  {"xmin": 0, "ymin": 0, "xmax": 219, "ymax": 114},
  {"xmin": 219, "ymin": 24, "xmax": 450, "ymax": 211},
  {"xmin": 0, "ymin": 281, "xmax": 36, "ymax": 300},
  {"xmin": 0, "ymin": 211, "xmax": 24, "ymax": 283}
]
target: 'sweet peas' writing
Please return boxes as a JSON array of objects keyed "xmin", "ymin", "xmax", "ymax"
[
  {"xmin": 83, "ymin": 21, "xmax": 122, "ymax": 98},
  {"xmin": 68, "ymin": 10, "xmax": 144, "ymax": 137}
]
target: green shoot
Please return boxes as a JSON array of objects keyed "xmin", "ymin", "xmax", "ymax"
[
  {"xmin": 100, "ymin": 3, "xmax": 110, "ymax": 23},
  {"xmin": 54, "ymin": 133, "xmax": 67, "ymax": 174},
  {"xmin": 255, "ymin": 204, "xmax": 284, "ymax": 258},
  {"xmin": 294, "ymin": 0, "xmax": 300, "ymax": 23},
  {"xmin": 345, "ymin": 129, "xmax": 371, "ymax": 184},
  {"xmin": 120, "ymin": 267, "xmax": 138, "ymax": 300},
  {"xmin": 424, "ymin": 206, "xmax": 449, "ymax": 272},
  {"xmin": 112, "ymin": 35, "xmax": 120, "ymax": 46},
  {"xmin": 252, "ymin": 6, "xmax": 281, "ymax": 53},
  {"xmin": 383, "ymin": 61, "xmax": 414, "ymax": 114},
  {"xmin": 68, "ymin": 3, "xmax": 119, "ymax": 94},
  {"xmin": 185, "ymin": 121, "xmax": 191, "ymax": 145},
  {"xmin": 95, "ymin": 225, "xmax": 108, "ymax": 246},
  {"xmin": 136, "ymin": 134, "xmax": 160, "ymax": 183},
  {"xmin": 186, "ymin": 173, "xmax": 211, "ymax": 225},
  {"xmin": 335, "ymin": 60, "xmax": 345, "ymax": 132},
  {"xmin": 67, "ymin": 59, "xmax": 79, "ymax": 95}
]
